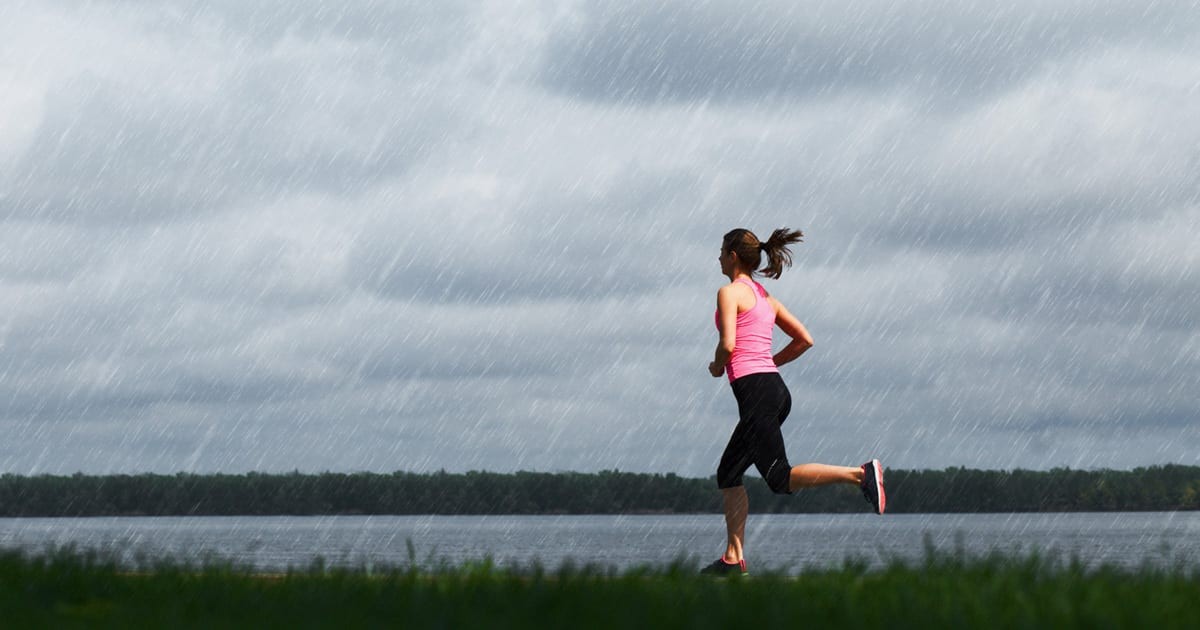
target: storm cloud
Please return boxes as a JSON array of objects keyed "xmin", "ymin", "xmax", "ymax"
[{"xmin": 0, "ymin": 1, "xmax": 1196, "ymax": 475}]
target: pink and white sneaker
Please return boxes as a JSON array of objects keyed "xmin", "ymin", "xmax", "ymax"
[
  {"xmin": 699, "ymin": 557, "xmax": 748, "ymax": 577},
  {"xmin": 861, "ymin": 459, "xmax": 886, "ymax": 515}
]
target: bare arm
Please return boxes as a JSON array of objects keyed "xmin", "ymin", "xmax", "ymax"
[
  {"xmin": 770, "ymin": 297, "xmax": 813, "ymax": 368},
  {"xmin": 709, "ymin": 285, "xmax": 739, "ymax": 377}
]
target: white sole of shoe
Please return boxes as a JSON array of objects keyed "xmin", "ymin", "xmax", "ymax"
[{"xmin": 871, "ymin": 459, "xmax": 886, "ymax": 515}]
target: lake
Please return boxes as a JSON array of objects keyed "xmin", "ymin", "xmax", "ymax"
[{"xmin": 1, "ymin": 512, "xmax": 1197, "ymax": 575}]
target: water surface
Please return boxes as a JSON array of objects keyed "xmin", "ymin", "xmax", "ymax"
[{"xmin": 1, "ymin": 512, "xmax": 1196, "ymax": 574}]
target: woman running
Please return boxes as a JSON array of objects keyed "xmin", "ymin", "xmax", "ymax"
[{"xmin": 701, "ymin": 228, "xmax": 885, "ymax": 577}]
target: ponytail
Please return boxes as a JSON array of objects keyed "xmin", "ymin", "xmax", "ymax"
[
  {"xmin": 758, "ymin": 228, "xmax": 804, "ymax": 279},
  {"xmin": 722, "ymin": 227, "xmax": 804, "ymax": 279}
]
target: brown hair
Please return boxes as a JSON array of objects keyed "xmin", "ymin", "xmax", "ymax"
[{"xmin": 722, "ymin": 227, "xmax": 804, "ymax": 279}]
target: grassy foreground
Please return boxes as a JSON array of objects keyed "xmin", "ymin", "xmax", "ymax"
[{"xmin": 2, "ymin": 547, "xmax": 1198, "ymax": 628}]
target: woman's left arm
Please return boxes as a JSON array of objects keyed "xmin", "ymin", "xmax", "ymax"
[{"xmin": 771, "ymin": 297, "xmax": 814, "ymax": 367}]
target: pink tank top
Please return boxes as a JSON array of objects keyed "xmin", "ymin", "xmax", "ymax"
[{"xmin": 715, "ymin": 278, "xmax": 778, "ymax": 382}]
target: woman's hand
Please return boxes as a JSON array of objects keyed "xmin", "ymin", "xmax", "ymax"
[{"xmin": 708, "ymin": 361, "xmax": 724, "ymax": 378}]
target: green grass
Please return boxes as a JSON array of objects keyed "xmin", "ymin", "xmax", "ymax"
[{"xmin": 1, "ymin": 546, "xmax": 1197, "ymax": 628}]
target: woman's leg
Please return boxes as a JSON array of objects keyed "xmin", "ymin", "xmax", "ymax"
[
  {"xmin": 788, "ymin": 463, "xmax": 863, "ymax": 492},
  {"xmin": 719, "ymin": 465, "xmax": 863, "ymax": 564},
  {"xmin": 721, "ymin": 486, "xmax": 748, "ymax": 563}
]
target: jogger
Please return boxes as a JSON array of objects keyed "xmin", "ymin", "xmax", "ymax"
[{"xmin": 701, "ymin": 228, "xmax": 885, "ymax": 577}]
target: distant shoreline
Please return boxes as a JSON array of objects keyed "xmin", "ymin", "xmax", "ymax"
[{"xmin": 2, "ymin": 465, "xmax": 1197, "ymax": 516}]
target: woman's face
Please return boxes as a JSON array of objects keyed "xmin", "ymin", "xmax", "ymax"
[{"xmin": 719, "ymin": 246, "xmax": 734, "ymax": 275}]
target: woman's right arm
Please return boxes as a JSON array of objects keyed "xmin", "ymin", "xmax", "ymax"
[
  {"xmin": 771, "ymin": 298, "xmax": 814, "ymax": 368},
  {"xmin": 710, "ymin": 285, "xmax": 739, "ymax": 377}
]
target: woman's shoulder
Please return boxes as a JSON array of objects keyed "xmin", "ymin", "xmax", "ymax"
[
  {"xmin": 743, "ymin": 277, "xmax": 771, "ymax": 299},
  {"xmin": 718, "ymin": 279, "xmax": 755, "ymax": 295}
]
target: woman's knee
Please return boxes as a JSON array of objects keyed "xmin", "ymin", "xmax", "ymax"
[
  {"xmin": 765, "ymin": 460, "xmax": 793, "ymax": 495},
  {"xmin": 717, "ymin": 468, "xmax": 743, "ymax": 490}
]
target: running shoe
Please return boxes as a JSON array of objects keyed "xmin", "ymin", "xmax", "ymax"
[
  {"xmin": 861, "ymin": 459, "xmax": 886, "ymax": 515},
  {"xmin": 699, "ymin": 557, "xmax": 748, "ymax": 577}
]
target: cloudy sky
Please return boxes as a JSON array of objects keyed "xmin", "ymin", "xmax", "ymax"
[{"xmin": 1, "ymin": 1, "xmax": 1197, "ymax": 476}]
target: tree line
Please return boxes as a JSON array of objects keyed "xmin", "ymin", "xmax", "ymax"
[{"xmin": 0, "ymin": 465, "xmax": 1197, "ymax": 517}]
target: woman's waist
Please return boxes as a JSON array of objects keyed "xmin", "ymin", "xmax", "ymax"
[
  {"xmin": 726, "ymin": 353, "xmax": 778, "ymax": 380},
  {"xmin": 727, "ymin": 364, "xmax": 781, "ymax": 385},
  {"xmin": 728, "ymin": 337, "xmax": 774, "ymax": 358}
]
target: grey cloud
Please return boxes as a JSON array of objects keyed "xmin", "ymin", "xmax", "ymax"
[
  {"xmin": 2, "ymin": 77, "xmax": 236, "ymax": 224},
  {"xmin": 852, "ymin": 130, "xmax": 1200, "ymax": 254},
  {"xmin": 0, "ymin": 224, "xmax": 118, "ymax": 282},
  {"xmin": 859, "ymin": 194, "xmax": 1157, "ymax": 253},
  {"xmin": 914, "ymin": 208, "xmax": 1200, "ymax": 331},
  {"xmin": 540, "ymin": 0, "xmax": 1197, "ymax": 104},
  {"xmin": 1, "ymin": 2, "xmax": 471, "ymax": 227},
  {"xmin": 0, "ymin": 348, "xmax": 339, "ymax": 420},
  {"xmin": 347, "ymin": 169, "xmax": 709, "ymax": 304},
  {"xmin": 274, "ymin": 291, "xmax": 708, "ymax": 387},
  {"xmin": 986, "ymin": 260, "xmax": 1200, "ymax": 330},
  {"xmin": 50, "ymin": 0, "xmax": 476, "ymax": 58},
  {"xmin": 2, "ymin": 73, "xmax": 444, "ymax": 226},
  {"xmin": 162, "ymin": 0, "xmax": 474, "ymax": 51},
  {"xmin": 348, "ymin": 329, "xmax": 586, "ymax": 381},
  {"xmin": 1, "ymin": 2, "xmax": 1197, "ymax": 474}
]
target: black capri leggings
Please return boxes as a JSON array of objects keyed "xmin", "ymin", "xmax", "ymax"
[{"xmin": 716, "ymin": 372, "xmax": 794, "ymax": 495}]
